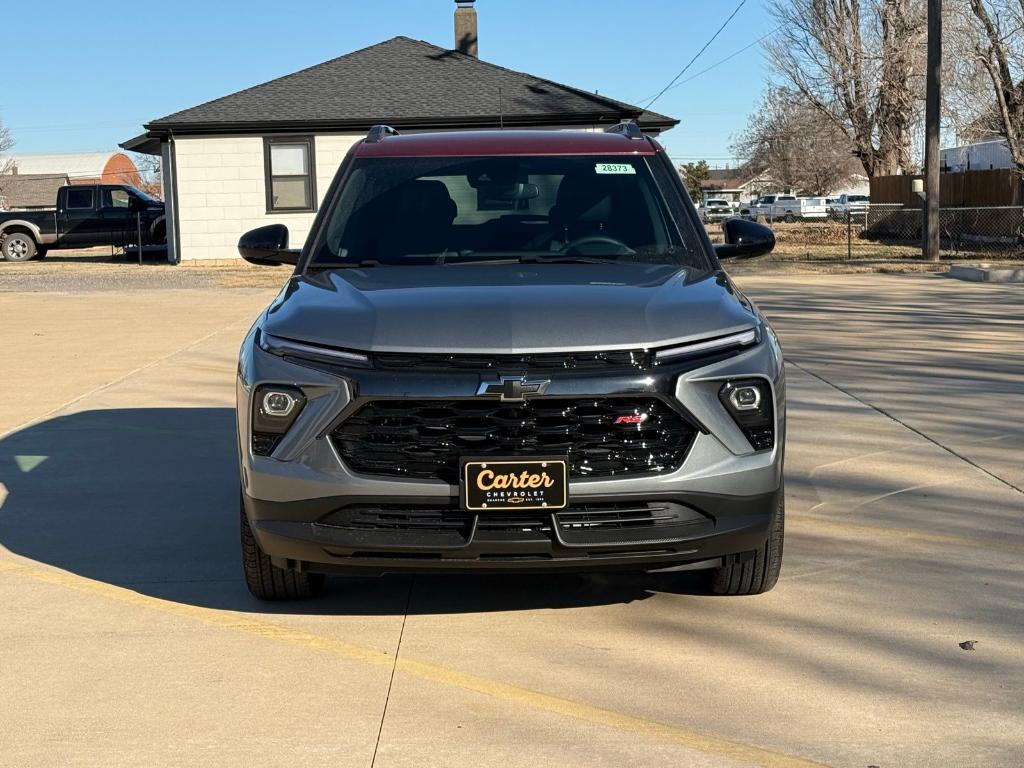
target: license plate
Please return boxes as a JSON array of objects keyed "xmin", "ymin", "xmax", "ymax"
[{"xmin": 461, "ymin": 457, "xmax": 568, "ymax": 511}]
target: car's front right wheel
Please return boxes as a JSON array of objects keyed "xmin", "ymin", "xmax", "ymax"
[
  {"xmin": 708, "ymin": 486, "xmax": 784, "ymax": 595},
  {"xmin": 241, "ymin": 496, "xmax": 324, "ymax": 601}
]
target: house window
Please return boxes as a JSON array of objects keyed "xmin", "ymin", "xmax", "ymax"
[{"xmin": 264, "ymin": 137, "xmax": 317, "ymax": 213}]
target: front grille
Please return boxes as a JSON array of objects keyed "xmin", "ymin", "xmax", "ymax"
[
  {"xmin": 318, "ymin": 502, "xmax": 704, "ymax": 535},
  {"xmin": 319, "ymin": 505, "xmax": 550, "ymax": 534},
  {"xmin": 372, "ymin": 350, "xmax": 650, "ymax": 372},
  {"xmin": 331, "ymin": 397, "xmax": 695, "ymax": 483},
  {"xmin": 557, "ymin": 505, "xmax": 696, "ymax": 530}
]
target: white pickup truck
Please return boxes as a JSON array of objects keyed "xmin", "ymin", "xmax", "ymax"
[
  {"xmin": 829, "ymin": 194, "xmax": 870, "ymax": 220},
  {"xmin": 740, "ymin": 195, "xmax": 827, "ymax": 222},
  {"xmin": 697, "ymin": 198, "xmax": 735, "ymax": 223}
]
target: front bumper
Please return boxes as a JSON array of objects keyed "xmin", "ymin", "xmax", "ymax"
[
  {"xmin": 243, "ymin": 488, "xmax": 780, "ymax": 575},
  {"xmin": 236, "ymin": 322, "xmax": 786, "ymax": 575}
]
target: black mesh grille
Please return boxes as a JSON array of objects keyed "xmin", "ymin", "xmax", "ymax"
[
  {"xmin": 331, "ymin": 397, "xmax": 694, "ymax": 483},
  {"xmin": 372, "ymin": 350, "xmax": 650, "ymax": 372},
  {"xmin": 317, "ymin": 503, "xmax": 702, "ymax": 534}
]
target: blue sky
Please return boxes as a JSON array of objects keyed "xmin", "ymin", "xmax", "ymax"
[{"xmin": 3, "ymin": 0, "xmax": 772, "ymax": 169}]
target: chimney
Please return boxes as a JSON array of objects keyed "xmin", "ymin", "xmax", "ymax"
[{"xmin": 454, "ymin": 0, "xmax": 478, "ymax": 57}]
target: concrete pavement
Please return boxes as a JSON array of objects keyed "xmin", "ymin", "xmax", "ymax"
[{"xmin": 0, "ymin": 274, "xmax": 1021, "ymax": 767}]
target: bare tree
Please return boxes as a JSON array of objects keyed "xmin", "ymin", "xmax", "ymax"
[
  {"xmin": 0, "ymin": 118, "xmax": 14, "ymax": 175},
  {"xmin": 732, "ymin": 87, "xmax": 862, "ymax": 195},
  {"xmin": 947, "ymin": 0, "xmax": 1024, "ymax": 175},
  {"xmin": 765, "ymin": 0, "xmax": 926, "ymax": 177},
  {"xmin": 130, "ymin": 152, "xmax": 164, "ymax": 199}
]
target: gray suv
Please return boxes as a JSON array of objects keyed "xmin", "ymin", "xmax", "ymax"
[{"xmin": 235, "ymin": 124, "xmax": 784, "ymax": 600}]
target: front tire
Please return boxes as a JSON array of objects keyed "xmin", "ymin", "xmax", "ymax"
[
  {"xmin": 241, "ymin": 497, "xmax": 324, "ymax": 601},
  {"xmin": 709, "ymin": 487, "xmax": 784, "ymax": 595},
  {"xmin": 2, "ymin": 232, "xmax": 38, "ymax": 262}
]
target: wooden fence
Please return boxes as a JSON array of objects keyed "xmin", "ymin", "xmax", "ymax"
[{"xmin": 870, "ymin": 169, "xmax": 1023, "ymax": 207}]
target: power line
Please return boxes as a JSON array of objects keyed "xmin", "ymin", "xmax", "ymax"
[
  {"xmin": 634, "ymin": 26, "xmax": 779, "ymax": 106},
  {"xmin": 642, "ymin": 0, "xmax": 748, "ymax": 111},
  {"xmin": 669, "ymin": 28, "xmax": 779, "ymax": 91}
]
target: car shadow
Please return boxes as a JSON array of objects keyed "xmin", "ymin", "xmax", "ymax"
[{"xmin": 0, "ymin": 408, "xmax": 701, "ymax": 615}]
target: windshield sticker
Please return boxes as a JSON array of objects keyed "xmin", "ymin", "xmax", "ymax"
[{"xmin": 595, "ymin": 163, "xmax": 636, "ymax": 175}]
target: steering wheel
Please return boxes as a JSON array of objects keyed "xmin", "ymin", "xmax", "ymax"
[{"xmin": 560, "ymin": 235, "xmax": 635, "ymax": 258}]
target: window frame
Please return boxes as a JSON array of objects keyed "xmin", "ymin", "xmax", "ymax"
[
  {"xmin": 263, "ymin": 136, "xmax": 317, "ymax": 214},
  {"xmin": 65, "ymin": 188, "xmax": 95, "ymax": 210},
  {"xmin": 101, "ymin": 186, "xmax": 131, "ymax": 210}
]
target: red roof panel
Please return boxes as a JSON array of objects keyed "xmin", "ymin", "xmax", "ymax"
[{"xmin": 354, "ymin": 130, "xmax": 660, "ymax": 158}]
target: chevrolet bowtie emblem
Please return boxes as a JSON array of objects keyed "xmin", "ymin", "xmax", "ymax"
[{"xmin": 477, "ymin": 376, "xmax": 551, "ymax": 402}]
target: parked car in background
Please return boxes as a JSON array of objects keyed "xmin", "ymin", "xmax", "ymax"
[
  {"xmin": 830, "ymin": 194, "xmax": 870, "ymax": 220},
  {"xmin": 697, "ymin": 198, "xmax": 734, "ymax": 223},
  {"xmin": 797, "ymin": 197, "xmax": 829, "ymax": 220},
  {"xmin": 0, "ymin": 184, "xmax": 165, "ymax": 261},
  {"xmin": 740, "ymin": 194, "xmax": 825, "ymax": 222}
]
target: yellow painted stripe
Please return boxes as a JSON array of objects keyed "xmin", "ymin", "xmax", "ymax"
[
  {"xmin": 793, "ymin": 515, "xmax": 1024, "ymax": 555},
  {"xmin": 0, "ymin": 559, "xmax": 827, "ymax": 768}
]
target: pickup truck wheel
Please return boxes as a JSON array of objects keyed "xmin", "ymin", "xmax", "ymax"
[
  {"xmin": 708, "ymin": 486, "xmax": 784, "ymax": 596},
  {"xmin": 783, "ymin": 213, "xmax": 796, "ymax": 223},
  {"xmin": 241, "ymin": 497, "xmax": 324, "ymax": 601},
  {"xmin": 2, "ymin": 232, "xmax": 37, "ymax": 262}
]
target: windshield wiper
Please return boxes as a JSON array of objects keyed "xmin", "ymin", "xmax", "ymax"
[
  {"xmin": 518, "ymin": 254, "xmax": 621, "ymax": 264},
  {"xmin": 307, "ymin": 259, "xmax": 381, "ymax": 270}
]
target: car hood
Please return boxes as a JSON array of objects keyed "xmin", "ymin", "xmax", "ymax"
[{"xmin": 262, "ymin": 264, "xmax": 757, "ymax": 353}]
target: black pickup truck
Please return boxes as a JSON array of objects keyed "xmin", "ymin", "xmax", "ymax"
[{"xmin": 0, "ymin": 184, "xmax": 166, "ymax": 261}]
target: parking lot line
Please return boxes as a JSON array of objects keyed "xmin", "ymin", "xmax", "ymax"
[{"xmin": 0, "ymin": 557, "xmax": 828, "ymax": 768}]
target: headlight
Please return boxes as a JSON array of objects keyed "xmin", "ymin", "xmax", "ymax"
[
  {"xmin": 258, "ymin": 330, "xmax": 370, "ymax": 368},
  {"xmin": 252, "ymin": 384, "xmax": 306, "ymax": 456},
  {"xmin": 719, "ymin": 378, "xmax": 774, "ymax": 451},
  {"xmin": 655, "ymin": 327, "xmax": 759, "ymax": 363}
]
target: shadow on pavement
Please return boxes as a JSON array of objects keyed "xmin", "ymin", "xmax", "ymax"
[{"xmin": 0, "ymin": 408, "xmax": 699, "ymax": 615}]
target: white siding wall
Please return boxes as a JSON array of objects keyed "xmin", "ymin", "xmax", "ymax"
[
  {"xmin": 173, "ymin": 134, "xmax": 361, "ymax": 260},
  {"xmin": 940, "ymin": 139, "xmax": 1013, "ymax": 173}
]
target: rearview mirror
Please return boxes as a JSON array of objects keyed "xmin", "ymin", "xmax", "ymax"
[
  {"xmin": 713, "ymin": 218, "xmax": 775, "ymax": 260},
  {"xmin": 238, "ymin": 224, "xmax": 299, "ymax": 266}
]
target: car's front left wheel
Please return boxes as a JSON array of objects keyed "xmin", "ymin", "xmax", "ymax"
[
  {"xmin": 241, "ymin": 496, "xmax": 324, "ymax": 601},
  {"xmin": 708, "ymin": 486, "xmax": 784, "ymax": 595}
]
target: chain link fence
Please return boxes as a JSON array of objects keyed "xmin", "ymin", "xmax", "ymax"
[{"xmin": 705, "ymin": 204, "xmax": 1024, "ymax": 262}]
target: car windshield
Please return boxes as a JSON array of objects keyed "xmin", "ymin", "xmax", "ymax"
[
  {"xmin": 310, "ymin": 155, "xmax": 709, "ymax": 271},
  {"xmin": 124, "ymin": 186, "xmax": 155, "ymax": 202}
]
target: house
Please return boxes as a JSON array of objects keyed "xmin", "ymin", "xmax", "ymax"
[
  {"xmin": 0, "ymin": 173, "xmax": 70, "ymax": 211},
  {"xmin": 699, "ymin": 167, "xmax": 871, "ymax": 204},
  {"xmin": 3, "ymin": 152, "xmax": 144, "ymax": 188},
  {"xmin": 699, "ymin": 168, "xmax": 774, "ymax": 204},
  {"xmin": 940, "ymin": 138, "xmax": 1013, "ymax": 172},
  {"xmin": 120, "ymin": 3, "xmax": 677, "ymax": 262}
]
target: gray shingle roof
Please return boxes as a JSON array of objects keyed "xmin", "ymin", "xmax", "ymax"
[
  {"xmin": 0, "ymin": 173, "xmax": 70, "ymax": 209},
  {"xmin": 145, "ymin": 36, "xmax": 677, "ymax": 133}
]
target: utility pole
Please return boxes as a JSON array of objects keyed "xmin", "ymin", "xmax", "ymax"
[{"xmin": 924, "ymin": 0, "xmax": 941, "ymax": 261}]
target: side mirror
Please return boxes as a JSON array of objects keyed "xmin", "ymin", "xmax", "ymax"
[
  {"xmin": 713, "ymin": 218, "xmax": 775, "ymax": 260},
  {"xmin": 238, "ymin": 224, "xmax": 298, "ymax": 265}
]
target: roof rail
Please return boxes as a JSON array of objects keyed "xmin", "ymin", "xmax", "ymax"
[
  {"xmin": 365, "ymin": 125, "xmax": 400, "ymax": 143},
  {"xmin": 605, "ymin": 121, "xmax": 644, "ymax": 140}
]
